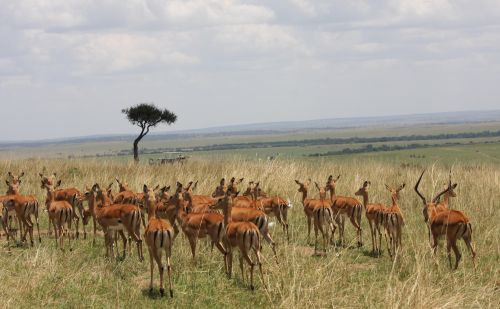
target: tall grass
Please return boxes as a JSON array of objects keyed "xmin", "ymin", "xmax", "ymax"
[{"xmin": 0, "ymin": 157, "xmax": 498, "ymax": 308}]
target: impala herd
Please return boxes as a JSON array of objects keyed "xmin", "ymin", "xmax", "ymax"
[{"xmin": 0, "ymin": 170, "xmax": 476, "ymax": 297}]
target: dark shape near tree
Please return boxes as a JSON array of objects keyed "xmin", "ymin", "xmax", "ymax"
[{"xmin": 122, "ymin": 103, "xmax": 177, "ymax": 162}]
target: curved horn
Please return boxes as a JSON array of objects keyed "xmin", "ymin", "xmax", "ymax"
[{"xmin": 414, "ymin": 169, "xmax": 427, "ymax": 205}]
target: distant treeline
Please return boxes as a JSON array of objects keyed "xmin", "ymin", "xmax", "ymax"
[
  {"xmin": 307, "ymin": 142, "xmax": 454, "ymax": 157},
  {"xmin": 113, "ymin": 130, "xmax": 500, "ymax": 155}
]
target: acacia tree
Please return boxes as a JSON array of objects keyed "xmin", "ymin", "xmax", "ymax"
[{"xmin": 122, "ymin": 103, "xmax": 177, "ymax": 162}]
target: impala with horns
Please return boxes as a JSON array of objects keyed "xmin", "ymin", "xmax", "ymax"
[{"xmin": 414, "ymin": 170, "xmax": 476, "ymax": 269}]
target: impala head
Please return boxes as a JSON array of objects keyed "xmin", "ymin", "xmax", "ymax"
[
  {"xmin": 252, "ymin": 182, "xmax": 267, "ymax": 198},
  {"xmin": 39, "ymin": 173, "xmax": 57, "ymax": 189},
  {"xmin": 210, "ymin": 189, "xmax": 237, "ymax": 211},
  {"xmin": 242, "ymin": 181, "xmax": 255, "ymax": 197},
  {"xmin": 385, "ymin": 183, "xmax": 405, "ymax": 200},
  {"xmin": 212, "ymin": 178, "xmax": 227, "ymax": 197},
  {"xmin": 143, "ymin": 184, "xmax": 159, "ymax": 203},
  {"xmin": 6, "ymin": 171, "xmax": 24, "ymax": 193},
  {"xmin": 115, "ymin": 178, "xmax": 130, "ymax": 192},
  {"xmin": 295, "ymin": 179, "xmax": 311, "ymax": 193},
  {"xmin": 314, "ymin": 182, "xmax": 327, "ymax": 200},
  {"xmin": 326, "ymin": 174, "xmax": 341, "ymax": 193},
  {"xmin": 157, "ymin": 185, "xmax": 171, "ymax": 201},
  {"xmin": 227, "ymin": 177, "xmax": 244, "ymax": 195},
  {"xmin": 354, "ymin": 180, "xmax": 370, "ymax": 196}
]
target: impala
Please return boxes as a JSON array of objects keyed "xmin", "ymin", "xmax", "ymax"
[
  {"xmin": 2, "ymin": 193, "xmax": 41, "ymax": 246},
  {"xmin": 83, "ymin": 184, "xmax": 144, "ymax": 260},
  {"xmin": 173, "ymin": 182, "xmax": 226, "ymax": 261},
  {"xmin": 39, "ymin": 173, "xmax": 85, "ymax": 239},
  {"xmin": 213, "ymin": 192, "xmax": 264, "ymax": 290},
  {"xmin": 312, "ymin": 182, "xmax": 336, "ymax": 255},
  {"xmin": 143, "ymin": 184, "xmax": 175, "ymax": 297},
  {"xmin": 414, "ymin": 170, "xmax": 476, "ymax": 269},
  {"xmin": 210, "ymin": 190, "xmax": 278, "ymax": 263},
  {"xmin": 41, "ymin": 182, "xmax": 73, "ymax": 250},
  {"xmin": 355, "ymin": 181, "xmax": 387, "ymax": 256},
  {"xmin": 295, "ymin": 179, "xmax": 336, "ymax": 244},
  {"xmin": 381, "ymin": 183, "xmax": 405, "ymax": 258},
  {"xmin": 326, "ymin": 175, "xmax": 363, "ymax": 247}
]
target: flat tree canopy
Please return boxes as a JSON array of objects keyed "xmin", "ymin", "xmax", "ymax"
[{"xmin": 122, "ymin": 103, "xmax": 177, "ymax": 162}]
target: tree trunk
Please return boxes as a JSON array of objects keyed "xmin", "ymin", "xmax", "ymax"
[{"xmin": 133, "ymin": 136, "xmax": 141, "ymax": 162}]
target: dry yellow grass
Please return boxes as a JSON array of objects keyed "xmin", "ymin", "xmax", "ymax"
[{"xmin": 0, "ymin": 157, "xmax": 498, "ymax": 308}]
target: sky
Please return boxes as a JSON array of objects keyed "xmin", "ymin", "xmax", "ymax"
[{"xmin": 1, "ymin": 0, "xmax": 499, "ymax": 141}]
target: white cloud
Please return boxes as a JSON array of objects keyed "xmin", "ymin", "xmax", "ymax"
[{"xmin": 1, "ymin": 0, "xmax": 500, "ymax": 140}]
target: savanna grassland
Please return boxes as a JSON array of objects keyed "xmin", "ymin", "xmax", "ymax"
[{"xmin": 0, "ymin": 156, "xmax": 498, "ymax": 308}]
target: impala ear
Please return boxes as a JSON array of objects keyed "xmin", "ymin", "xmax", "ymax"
[
  {"xmin": 55, "ymin": 179, "xmax": 62, "ymax": 189},
  {"xmin": 153, "ymin": 184, "xmax": 160, "ymax": 191},
  {"xmin": 19, "ymin": 172, "xmax": 25, "ymax": 178},
  {"xmin": 295, "ymin": 180, "xmax": 300, "ymax": 185},
  {"xmin": 327, "ymin": 175, "xmax": 333, "ymax": 182},
  {"xmin": 5, "ymin": 180, "xmax": 10, "ymax": 186},
  {"xmin": 398, "ymin": 183, "xmax": 406, "ymax": 191},
  {"xmin": 451, "ymin": 183, "xmax": 458, "ymax": 189},
  {"xmin": 143, "ymin": 184, "xmax": 148, "ymax": 194},
  {"xmin": 39, "ymin": 173, "xmax": 44, "ymax": 178}
]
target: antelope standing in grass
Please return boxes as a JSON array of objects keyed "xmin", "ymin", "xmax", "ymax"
[
  {"xmin": 143, "ymin": 184, "xmax": 175, "ymax": 298},
  {"xmin": 355, "ymin": 181, "xmax": 387, "ymax": 256},
  {"xmin": 211, "ymin": 189, "xmax": 278, "ymax": 263},
  {"xmin": 414, "ymin": 170, "xmax": 476, "ymax": 269},
  {"xmin": 39, "ymin": 173, "xmax": 85, "ymax": 239},
  {"xmin": 114, "ymin": 178, "xmax": 147, "ymax": 227},
  {"xmin": 239, "ymin": 182, "xmax": 292, "ymax": 241},
  {"xmin": 83, "ymin": 184, "xmax": 144, "ymax": 260},
  {"xmin": 326, "ymin": 175, "xmax": 363, "ymax": 247},
  {"xmin": 183, "ymin": 181, "xmax": 219, "ymax": 213},
  {"xmin": 311, "ymin": 182, "xmax": 336, "ymax": 255},
  {"xmin": 2, "ymin": 194, "xmax": 41, "ymax": 247},
  {"xmin": 41, "ymin": 182, "xmax": 73, "ymax": 250},
  {"xmin": 295, "ymin": 179, "xmax": 335, "ymax": 244},
  {"xmin": 381, "ymin": 183, "xmax": 405, "ymax": 258},
  {"xmin": 174, "ymin": 182, "xmax": 226, "ymax": 261},
  {"xmin": 213, "ymin": 192, "xmax": 264, "ymax": 290},
  {"xmin": 1, "ymin": 172, "xmax": 24, "ymax": 238}
]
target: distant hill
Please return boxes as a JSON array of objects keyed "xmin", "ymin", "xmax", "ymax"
[{"xmin": 1, "ymin": 109, "xmax": 500, "ymax": 149}]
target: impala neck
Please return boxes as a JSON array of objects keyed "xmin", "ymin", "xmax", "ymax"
[
  {"xmin": 223, "ymin": 197, "xmax": 232, "ymax": 226},
  {"xmin": 146, "ymin": 198, "xmax": 158, "ymax": 220},
  {"xmin": 329, "ymin": 186, "xmax": 337, "ymax": 202},
  {"xmin": 6, "ymin": 187, "xmax": 18, "ymax": 195},
  {"xmin": 390, "ymin": 194, "xmax": 398, "ymax": 208},
  {"xmin": 300, "ymin": 189, "xmax": 308, "ymax": 205},
  {"xmin": 361, "ymin": 191, "xmax": 369, "ymax": 207}
]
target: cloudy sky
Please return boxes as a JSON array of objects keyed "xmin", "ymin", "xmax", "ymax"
[{"xmin": 1, "ymin": 0, "xmax": 499, "ymax": 141}]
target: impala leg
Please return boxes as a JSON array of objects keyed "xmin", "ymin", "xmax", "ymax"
[
  {"xmin": 148, "ymin": 248, "xmax": 154, "ymax": 294},
  {"xmin": 463, "ymin": 235, "xmax": 476, "ymax": 268},
  {"xmin": 92, "ymin": 216, "xmax": 97, "ymax": 246},
  {"xmin": 241, "ymin": 249, "xmax": 255, "ymax": 290},
  {"xmin": 226, "ymin": 248, "xmax": 233, "ymax": 279},
  {"xmin": 165, "ymin": 238, "xmax": 174, "ymax": 298},
  {"xmin": 153, "ymin": 248, "xmax": 164, "ymax": 297},
  {"xmin": 306, "ymin": 215, "xmax": 312, "ymax": 244},
  {"xmin": 188, "ymin": 236, "xmax": 197, "ymax": 262},
  {"xmin": 119, "ymin": 230, "xmax": 127, "ymax": 259},
  {"xmin": 239, "ymin": 254, "xmax": 245, "ymax": 284},
  {"xmin": 451, "ymin": 241, "xmax": 461, "ymax": 270},
  {"xmin": 313, "ymin": 219, "xmax": 319, "ymax": 255},
  {"xmin": 368, "ymin": 220, "xmax": 375, "ymax": 254}
]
